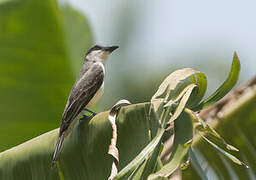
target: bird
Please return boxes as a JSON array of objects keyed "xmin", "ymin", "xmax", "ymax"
[{"xmin": 51, "ymin": 45, "xmax": 119, "ymax": 166}]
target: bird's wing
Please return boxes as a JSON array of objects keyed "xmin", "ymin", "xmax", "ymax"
[
  {"xmin": 52, "ymin": 62, "xmax": 104, "ymax": 166},
  {"xmin": 60, "ymin": 62, "xmax": 104, "ymax": 134}
]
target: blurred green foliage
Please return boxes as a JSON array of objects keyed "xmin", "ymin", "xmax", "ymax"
[
  {"xmin": 0, "ymin": 0, "xmax": 93, "ymax": 151},
  {"xmin": 0, "ymin": 0, "xmax": 255, "ymax": 179},
  {"xmin": 183, "ymin": 85, "xmax": 256, "ymax": 179},
  {"xmin": 0, "ymin": 104, "xmax": 156, "ymax": 180},
  {"xmin": 0, "ymin": 58, "xmax": 250, "ymax": 179}
]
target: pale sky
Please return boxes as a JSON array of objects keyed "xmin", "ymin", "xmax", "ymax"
[{"xmin": 70, "ymin": 0, "xmax": 256, "ymax": 81}]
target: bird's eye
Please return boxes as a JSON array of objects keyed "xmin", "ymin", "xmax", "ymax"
[
  {"xmin": 86, "ymin": 45, "xmax": 103, "ymax": 56},
  {"xmin": 93, "ymin": 45, "xmax": 102, "ymax": 51}
]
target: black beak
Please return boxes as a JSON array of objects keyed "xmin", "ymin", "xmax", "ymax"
[{"xmin": 104, "ymin": 46, "xmax": 119, "ymax": 53}]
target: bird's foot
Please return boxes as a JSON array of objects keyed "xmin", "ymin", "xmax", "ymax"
[
  {"xmin": 79, "ymin": 108, "xmax": 97, "ymax": 123},
  {"xmin": 79, "ymin": 113, "xmax": 96, "ymax": 123},
  {"xmin": 84, "ymin": 108, "xmax": 97, "ymax": 116}
]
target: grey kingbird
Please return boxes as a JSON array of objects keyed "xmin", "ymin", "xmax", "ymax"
[{"xmin": 51, "ymin": 45, "xmax": 119, "ymax": 166}]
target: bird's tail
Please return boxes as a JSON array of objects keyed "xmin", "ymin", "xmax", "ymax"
[{"xmin": 51, "ymin": 133, "xmax": 65, "ymax": 167}]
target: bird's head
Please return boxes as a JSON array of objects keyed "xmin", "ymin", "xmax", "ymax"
[{"xmin": 85, "ymin": 45, "xmax": 119, "ymax": 63}]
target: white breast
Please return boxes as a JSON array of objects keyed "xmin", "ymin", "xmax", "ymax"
[{"xmin": 86, "ymin": 82, "xmax": 104, "ymax": 107}]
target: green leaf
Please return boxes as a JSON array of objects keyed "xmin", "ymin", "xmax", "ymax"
[
  {"xmin": 0, "ymin": 0, "xmax": 93, "ymax": 151},
  {"xmin": 113, "ymin": 129, "xmax": 165, "ymax": 179},
  {"xmin": 166, "ymin": 84, "xmax": 196, "ymax": 124},
  {"xmin": 56, "ymin": 162, "xmax": 65, "ymax": 180},
  {"xmin": 151, "ymin": 68, "xmax": 207, "ymax": 127},
  {"xmin": 189, "ymin": 148, "xmax": 208, "ymax": 180},
  {"xmin": 0, "ymin": 103, "xmax": 157, "ymax": 180},
  {"xmin": 195, "ymin": 52, "xmax": 240, "ymax": 110},
  {"xmin": 148, "ymin": 110, "xmax": 194, "ymax": 179},
  {"xmin": 219, "ymin": 154, "xmax": 239, "ymax": 180},
  {"xmin": 155, "ymin": 157, "xmax": 164, "ymax": 172},
  {"xmin": 191, "ymin": 111, "xmax": 239, "ymax": 151},
  {"xmin": 199, "ymin": 132, "xmax": 248, "ymax": 168},
  {"xmin": 151, "ymin": 68, "xmax": 207, "ymax": 108},
  {"xmin": 128, "ymin": 159, "xmax": 147, "ymax": 179},
  {"xmin": 184, "ymin": 79, "xmax": 256, "ymax": 179},
  {"xmin": 188, "ymin": 72, "xmax": 207, "ymax": 108},
  {"xmin": 113, "ymin": 101, "xmax": 172, "ymax": 179},
  {"xmin": 140, "ymin": 142, "xmax": 164, "ymax": 178}
]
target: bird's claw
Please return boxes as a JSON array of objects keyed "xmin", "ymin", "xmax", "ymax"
[
  {"xmin": 79, "ymin": 113, "xmax": 95, "ymax": 123},
  {"xmin": 84, "ymin": 108, "xmax": 97, "ymax": 116}
]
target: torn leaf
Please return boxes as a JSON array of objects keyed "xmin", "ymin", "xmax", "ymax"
[{"xmin": 108, "ymin": 99, "xmax": 131, "ymax": 180}]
